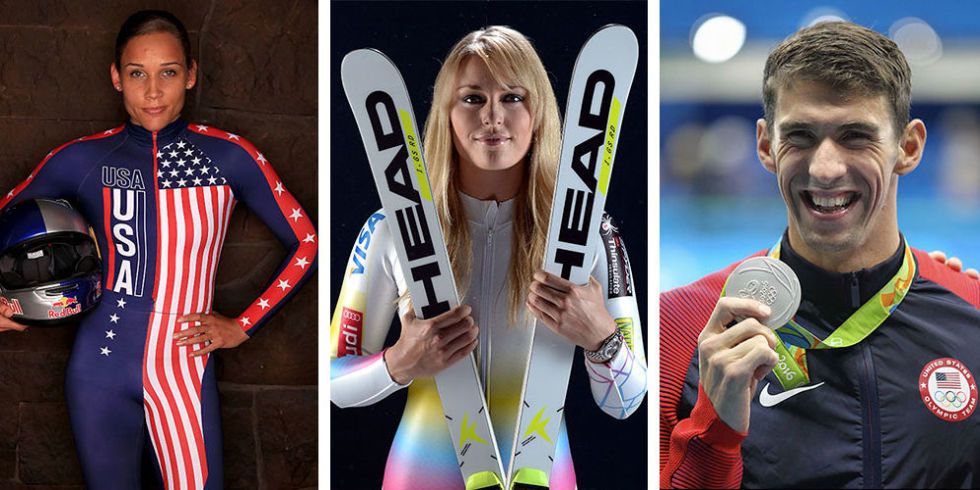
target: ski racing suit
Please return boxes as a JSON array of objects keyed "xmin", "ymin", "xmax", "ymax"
[
  {"xmin": 0, "ymin": 120, "xmax": 317, "ymax": 489},
  {"xmin": 661, "ymin": 235, "xmax": 980, "ymax": 488},
  {"xmin": 330, "ymin": 193, "xmax": 647, "ymax": 489}
]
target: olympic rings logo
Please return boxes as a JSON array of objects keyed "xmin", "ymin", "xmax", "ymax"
[
  {"xmin": 934, "ymin": 390, "xmax": 968, "ymax": 410},
  {"xmin": 737, "ymin": 279, "xmax": 778, "ymax": 306}
]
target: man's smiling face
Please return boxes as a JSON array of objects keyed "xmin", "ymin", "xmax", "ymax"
[{"xmin": 757, "ymin": 79, "xmax": 923, "ymax": 268}]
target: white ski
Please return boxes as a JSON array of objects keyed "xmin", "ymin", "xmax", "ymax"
[
  {"xmin": 341, "ymin": 49, "xmax": 506, "ymax": 490},
  {"xmin": 507, "ymin": 25, "xmax": 639, "ymax": 489}
]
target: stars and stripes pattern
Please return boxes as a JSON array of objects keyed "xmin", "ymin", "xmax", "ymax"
[
  {"xmin": 141, "ymin": 127, "xmax": 316, "ymax": 490},
  {"xmin": 936, "ymin": 371, "xmax": 963, "ymax": 390},
  {"xmin": 189, "ymin": 125, "xmax": 317, "ymax": 335},
  {"xmin": 156, "ymin": 139, "xmax": 227, "ymax": 190},
  {"xmin": 0, "ymin": 121, "xmax": 316, "ymax": 489},
  {"xmin": 143, "ymin": 136, "xmax": 235, "ymax": 490}
]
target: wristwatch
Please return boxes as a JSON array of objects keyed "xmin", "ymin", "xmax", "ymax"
[{"xmin": 584, "ymin": 329, "xmax": 624, "ymax": 364}]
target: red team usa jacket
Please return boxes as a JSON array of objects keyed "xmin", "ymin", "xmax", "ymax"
[{"xmin": 661, "ymin": 237, "xmax": 980, "ymax": 489}]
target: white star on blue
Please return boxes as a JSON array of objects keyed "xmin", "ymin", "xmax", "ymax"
[{"xmin": 156, "ymin": 139, "xmax": 223, "ymax": 189}]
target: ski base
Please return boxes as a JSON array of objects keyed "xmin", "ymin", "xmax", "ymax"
[
  {"xmin": 466, "ymin": 470, "xmax": 506, "ymax": 490},
  {"xmin": 508, "ymin": 468, "xmax": 549, "ymax": 489}
]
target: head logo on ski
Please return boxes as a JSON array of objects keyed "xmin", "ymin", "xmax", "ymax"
[
  {"xmin": 365, "ymin": 89, "xmax": 449, "ymax": 318},
  {"xmin": 509, "ymin": 24, "xmax": 639, "ymax": 489},
  {"xmin": 555, "ymin": 68, "xmax": 617, "ymax": 279}
]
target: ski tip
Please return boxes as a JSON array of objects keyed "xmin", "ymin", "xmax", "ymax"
[
  {"xmin": 509, "ymin": 468, "xmax": 549, "ymax": 490},
  {"xmin": 340, "ymin": 48, "xmax": 390, "ymax": 74},
  {"xmin": 592, "ymin": 24, "xmax": 638, "ymax": 51},
  {"xmin": 339, "ymin": 47, "xmax": 409, "ymax": 100},
  {"xmin": 595, "ymin": 23, "xmax": 636, "ymax": 37},
  {"xmin": 342, "ymin": 47, "xmax": 386, "ymax": 61},
  {"xmin": 465, "ymin": 470, "xmax": 505, "ymax": 490}
]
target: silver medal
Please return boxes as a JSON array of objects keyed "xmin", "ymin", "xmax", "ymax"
[{"xmin": 725, "ymin": 256, "xmax": 801, "ymax": 329}]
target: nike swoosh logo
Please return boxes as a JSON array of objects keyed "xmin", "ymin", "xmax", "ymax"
[{"xmin": 758, "ymin": 382, "xmax": 825, "ymax": 407}]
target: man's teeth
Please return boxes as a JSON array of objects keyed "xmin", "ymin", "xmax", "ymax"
[{"xmin": 812, "ymin": 194, "xmax": 850, "ymax": 208}]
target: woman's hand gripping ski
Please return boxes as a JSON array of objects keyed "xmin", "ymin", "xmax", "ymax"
[
  {"xmin": 526, "ymin": 270, "xmax": 617, "ymax": 352},
  {"xmin": 384, "ymin": 305, "xmax": 480, "ymax": 385}
]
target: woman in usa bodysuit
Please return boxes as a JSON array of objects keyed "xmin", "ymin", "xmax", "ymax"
[
  {"xmin": 330, "ymin": 26, "xmax": 647, "ymax": 489},
  {"xmin": 0, "ymin": 10, "xmax": 316, "ymax": 489}
]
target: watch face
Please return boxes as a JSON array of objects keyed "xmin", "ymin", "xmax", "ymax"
[
  {"xmin": 602, "ymin": 334, "xmax": 622, "ymax": 359},
  {"xmin": 587, "ymin": 332, "xmax": 623, "ymax": 363}
]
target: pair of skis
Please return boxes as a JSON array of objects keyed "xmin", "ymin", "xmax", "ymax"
[{"xmin": 341, "ymin": 25, "xmax": 638, "ymax": 489}]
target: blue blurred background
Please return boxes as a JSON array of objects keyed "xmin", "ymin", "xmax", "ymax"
[{"xmin": 662, "ymin": 1, "xmax": 980, "ymax": 290}]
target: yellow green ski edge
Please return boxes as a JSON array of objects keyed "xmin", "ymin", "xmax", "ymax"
[
  {"xmin": 398, "ymin": 109, "xmax": 432, "ymax": 201},
  {"xmin": 597, "ymin": 97, "xmax": 621, "ymax": 195},
  {"xmin": 508, "ymin": 468, "xmax": 549, "ymax": 489},
  {"xmin": 465, "ymin": 470, "xmax": 505, "ymax": 490}
]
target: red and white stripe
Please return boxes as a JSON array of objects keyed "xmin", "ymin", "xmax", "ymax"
[
  {"xmin": 142, "ymin": 183, "xmax": 235, "ymax": 490},
  {"xmin": 188, "ymin": 125, "xmax": 317, "ymax": 331}
]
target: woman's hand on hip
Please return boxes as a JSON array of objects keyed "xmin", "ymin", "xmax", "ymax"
[
  {"xmin": 526, "ymin": 269, "xmax": 616, "ymax": 351},
  {"xmin": 174, "ymin": 311, "xmax": 249, "ymax": 357}
]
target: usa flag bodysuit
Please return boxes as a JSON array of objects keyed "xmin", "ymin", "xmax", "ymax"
[{"xmin": 0, "ymin": 119, "xmax": 317, "ymax": 489}]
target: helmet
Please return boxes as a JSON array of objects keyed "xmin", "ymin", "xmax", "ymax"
[{"xmin": 0, "ymin": 199, "xmax": 102, "ymax": 324}]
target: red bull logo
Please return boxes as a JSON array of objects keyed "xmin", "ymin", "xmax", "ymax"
[
  {"xmin": 48, "ymin": 296, "xmax": 81, "ymax": 319},
  {"xmin": 51, "ymin": 296, "xmax": 78, "ymax": 309},
  {"xmin": 0, "ymin": 297, "xmax": 23, "ymax": 316}
]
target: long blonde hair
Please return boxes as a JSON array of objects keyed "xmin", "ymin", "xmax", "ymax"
[{"xmin": 423, "ymin": 26, "xmax": 561, "ymax": 323}]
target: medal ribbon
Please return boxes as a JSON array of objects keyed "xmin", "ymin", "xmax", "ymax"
[
  {"xmin": 718, "ymin": 241, "xmax": 916, "ymax": 390},
  {"xmin": 765, "ymin": 242, "xmax": 916, "ymax": 389}
]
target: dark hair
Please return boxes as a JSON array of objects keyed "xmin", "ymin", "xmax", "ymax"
[
  {"xmin": 115, "ymin": 10, "xmax": 192, "ymax": 68},
  {"xmin": 763, "ymin": 21, "xmax": 911, "ymax": 136}
]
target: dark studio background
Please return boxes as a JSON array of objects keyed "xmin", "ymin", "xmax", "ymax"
[
  {"xmin": 0, "ymin": 2, "xmax": 316, "ymax": 488},
  {"xmin": 330, "ymin": 1, "xmax": 648, "ymax": 488}
]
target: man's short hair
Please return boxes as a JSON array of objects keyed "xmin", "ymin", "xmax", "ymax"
[{"xmin": 763, "ymin": 21, "xmax": 912, "ymax": 135}]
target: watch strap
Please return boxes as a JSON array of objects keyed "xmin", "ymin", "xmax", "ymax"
[{"xmin": 585, "ymin": 329, "xmax": 624, "ymax": 363}]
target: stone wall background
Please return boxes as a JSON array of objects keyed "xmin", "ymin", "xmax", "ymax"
[{"xmin": 0, "ymin": 1, "xmax": 317, "ymax": 488}]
